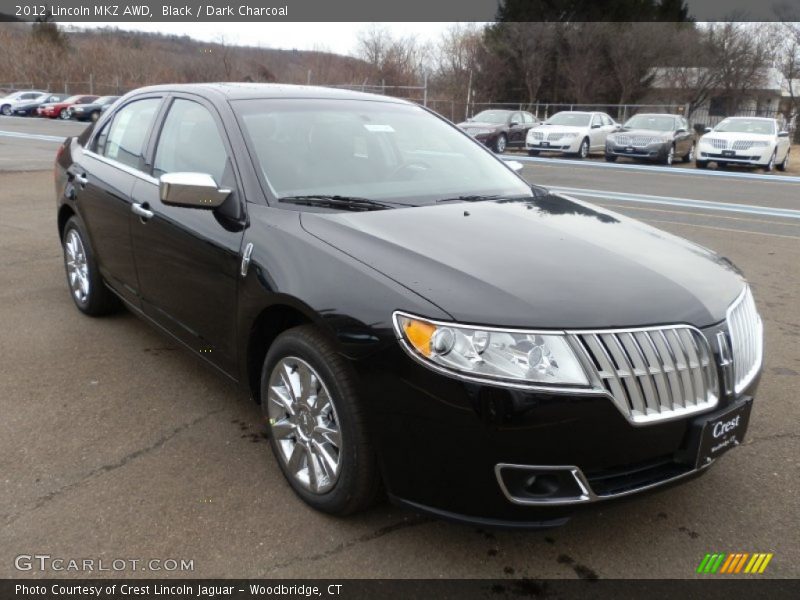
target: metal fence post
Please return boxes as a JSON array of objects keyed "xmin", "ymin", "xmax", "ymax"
[
  {"xmin": 423, "ymin": 73, "xmax": 428, "ymax": 107},
  {"xmin": 89, "ymin": 73, "xmax": 94, "ymax": 95}
]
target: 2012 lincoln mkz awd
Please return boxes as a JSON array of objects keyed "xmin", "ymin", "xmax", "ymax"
[{"xmin": 55, "ymin": 84, "xmax": 763, "ymax": 527}]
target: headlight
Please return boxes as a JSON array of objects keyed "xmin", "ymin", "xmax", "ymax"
[
  {"xmin": 393, "ymin": 313, "xmax": 590, "ymax": 387},
  {"xmin": 562, "ymin": 132, "xmax": 578, "ymax": 139}
]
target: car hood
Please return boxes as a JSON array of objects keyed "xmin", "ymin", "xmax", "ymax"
[
  {"xmin": 300, "ymin": 194, "xmax": 744, "ymax": 329},
  {"xmin": 459, "ymin": 121, "xmax": 503, "ymax": 130},
  {"xmin": 703, "ymin": 132, "xmax": 774, "ymax": 142},
  {"xmin": 530, "ymin": 124, "xmax": 587, "ymax": 135},
  {"xmin": 612, "ymin": 129, "xmax": 672, "ymax": 139}
]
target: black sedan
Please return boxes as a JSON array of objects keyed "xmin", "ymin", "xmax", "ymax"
[
  {"xmin": 11, "ymin": 93, "xmax": 66, "ymax": 117},
  {"xmin": 68, "ymin": 95, "xmax": 120, "ymax": 121},
  {"xmin": 55, "ymin": 84, "xmax": 761, "ymax": 526},
  {"xmin": 605, "ymin": 113, "xmax": 696, "ymax": 165},
  {"xmin": 457, "ymin": 109, "xmax": 539, "ymax": 153}
]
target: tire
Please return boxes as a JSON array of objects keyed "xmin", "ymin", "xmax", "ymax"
[
  {"xmin": 261, "ymin": 325, "xmax": 381, "ymax": 516},
  {"xmin": 90, "ymin": 111, "xmax": 100, "ymax": 122},
  {"xmin": 577, "ymin": 138, "xmax": 589, "ymax": 159},
  {"xmin": 493, "ymin": 134, "xmax": 507, "ymax": 154},
  {"xmin": 527, "ymin": 149, "xmax": 540, "ymax": 157},
  {"xmin": 763, "ymin": 151, "xmax": 776, "ymax": 172},
  {"xmin": 682, "ymin": 143, "xmax": 695, "ymax": 163},
  {"xmin": 604, "ymin": 154, "xmax": 617, "ymax": 162},
  {"xmin": 663, "ymin": 145, "xmax": 675, "ymax": 166},
  {"xmin": 776, "ymin": 150, "xmax": 789, "ymax": 172},
  {"xmin": 59, "ymin": 108, "xmax": 69, "ymax": 120},
  {"xmin": 0, "ymin": 104, "xmax": 11, "ymax": 116},
  {"xmin": 61, "ymin": 216, "xmax": 121, "ymax": 316},
  {"xmin": 695, "ymin": 160, "xmax": 708, "ymax": 169}
]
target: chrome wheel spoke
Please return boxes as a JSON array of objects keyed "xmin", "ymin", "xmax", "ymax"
[
  {"xmin": 269, "ymin": 384, "xmax": 295, "ymax": 416},
  {"xmin": 271, "ymin": 417, "xmax": 296, "ymax": 441},
  {"xmin": 314, "ymin": 423, "xmax": 341, "ymax": 448},
  {"xmin": 286, "ymin": 441, "xmax": 306, "ymax": 474},
  {"xmin": 311, "ymin": 439, "xmax": 339, "ymax": 479}
]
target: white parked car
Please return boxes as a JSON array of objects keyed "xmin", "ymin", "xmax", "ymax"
[
  {"xmin": 525, "ymin": 111, "xmax": 619, "ymax": 158},
  {"xmin": 697, "ymin": 117, "xmax": 791, "ymax": 171},
  {"xmin": 0, "ymin": 90, "xmax": 48, "ymax": 116}
]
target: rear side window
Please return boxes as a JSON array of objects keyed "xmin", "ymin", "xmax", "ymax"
[
  {"xmin": 98, "ymin": 98, "xmax": 160, "ymax": 170},
  {"xmin": 153, "ymin": 99, "xmax": 229, "ymax": 184}
]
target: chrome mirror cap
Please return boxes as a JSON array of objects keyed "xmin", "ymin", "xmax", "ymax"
[{"xmin": 159, "ymin": 172, "xmax": 230, "ymax": 209}]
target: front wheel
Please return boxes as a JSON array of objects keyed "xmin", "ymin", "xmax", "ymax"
[
  {"xmin": 695, "ymin": 160, "xmax": 708, "ymax": 169},
  {"xmin": 493, "ymin": 134, "xmax": 507, "ymax": 154},
  {"xmin": 527, "ymin": 149, "xmax": 540, "ymax": 157},
  {"xmin": 763, "ymin": 151, "xmax": 776, "ymax": 172},
  {"xmin": 0, "ymin": 104, "xmax": 11, "ymax": 116},
  {"xmin": 605, "ymin": 154, "xmax": 617, "ymax": 162},
  {"xmin": 90, "ymin": 111, "xmax": 101, "ymax": 122},
  {"xmin": 682, "ymin": 143, "xmax": 695, "ymax": 163},
  {"xmin": 59, "ymin": 108, "xmax": 70, "ymax": 120},
  {"xmin": 776, "ymin": 150, "xmax": 789, "ymax": 172},
  {"xmin": 261, "ymin": 325, "xmax": 381, "ymax": 515},
  {"xmin": 577, "ymin": 138, "xmax": 589, "ymax": 159},
  {"xmin": 62, "ymin": 217, "xmax": 121, "ymax": 316},
  {"xmin": 663, "ymin": 145, "xmax": 675, "ymax": 166}
]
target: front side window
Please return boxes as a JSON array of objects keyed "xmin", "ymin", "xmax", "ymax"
[
  {"xmin": 100, "ymin": 98, "xmax": 161, "ymax": 170},
  {"xmin": 153, "ymin": 99, "xmax": 229, "ymax": 184}
]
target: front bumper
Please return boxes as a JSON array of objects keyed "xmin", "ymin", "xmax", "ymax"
[
  {"xmin": 698, "ymin": 145, "xmax": 772, "ymax": 165},
  {"xmin": 526, "ymin": 137, "xmax": 581, "ymax": 153},
  {"xmin": 606, "ymin": 142, "xmax": 669, "ymax": 161},
  {"xmin": 356, "ymin": 341, "xmax": 758, "ymax": 527}
]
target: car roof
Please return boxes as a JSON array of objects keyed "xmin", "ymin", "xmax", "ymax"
[
  {"xmin": 125, "ymin": 82, "xmax": 414, "ymax": 105},
  {"xmin": 630, "ymin": 113, "xmax": 679, "ymax": 118},
  {"xmin": 720, "ymin": 116, "xmax": 775, "ymax": 122}
]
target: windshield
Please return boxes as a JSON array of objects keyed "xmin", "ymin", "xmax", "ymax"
[
  {"xmin": 63, "ymin": 95, "xmax": 82, "ymax": 103},
  {"xmin": 470, "ymin": 110, "xmax": 510, "ymax": 124},
  {"xmin": 624, "ymin": 115, "xmax": 676, "ymax": 131},
  {"xmin": 235, "ymin": 99, "xmax": 533, "ymax": 205},
  {"xmin": 714, "ymin": 119, "xmax": 774, "ymax": 135},
  {"xmin": 546, "ymin": 112, "xmax": 590, "ymax": 127}
]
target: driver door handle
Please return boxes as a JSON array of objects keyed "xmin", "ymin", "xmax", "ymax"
[{"xmin": 132, "ymin": 202, "xmax": 154, "ymax": 221}]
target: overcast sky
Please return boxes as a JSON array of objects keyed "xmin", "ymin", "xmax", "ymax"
[{"xmin": 61, "ymin": 22, "xmax": 465, "ymax": 56}]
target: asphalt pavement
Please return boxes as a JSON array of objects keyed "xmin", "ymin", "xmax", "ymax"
[{"xmin": 1, "ymin": 116, "xmax": 798, "ymax": 579}]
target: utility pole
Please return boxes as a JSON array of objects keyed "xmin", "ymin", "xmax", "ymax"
[{"xmin": 466, "ymin": 69, "xmax": 473, "ymax": 120}]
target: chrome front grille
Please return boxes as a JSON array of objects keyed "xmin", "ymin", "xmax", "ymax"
[
  {"xmin": 529, "ymin": 131, "xmax": 544, "ymax": 140},
  {"xmin": 726, "ymin": 287, "xmax": 763, "ymax": 393},
  {"xmin": 547, "ymin": 132, "xmax": 565, "ymax": 141},
  {"xmin": 571, "ymin": 327, "xmax": 719, "ymax": 425},
  {"xmin": 706, "ymin": 138, "xmax": 728, "ymax": 150},
  {"xmin": 615, "ymin": 135, "xmax": 658, "ymax": 147}
]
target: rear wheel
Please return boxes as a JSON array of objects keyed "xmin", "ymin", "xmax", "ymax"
[
  {"xmin": 261, "ymin": 325, "xmax": 381, "ymax": 515},
  {"xmin": 90, "ymin": 110, "xmax": 100, "ymax": 122},
  {"xmin": 695, "ymin": 160, "xmax": 708, "ymax": 169},
  {"xmin": 605, "ymin": 154, "xmax": 617, "ymax": 162},
  {"xmin": 682, "ymin": 143, "xmax": 695, "ymax": 163},
  {"xmin": 62, "ymin": 217, "xmax": 121, "ymax": 316}
]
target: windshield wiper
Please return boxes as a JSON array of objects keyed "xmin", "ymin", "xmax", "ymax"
[
  {"xmin": 435, "ymin": 194, "xmax": 504, "ymax": 204},
  {"xmin": 278, "ymin": 195, "xmax": 396, "ymax": 212}
]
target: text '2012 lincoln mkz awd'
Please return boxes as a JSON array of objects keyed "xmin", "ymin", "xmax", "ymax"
[{"xmin": 55, "ymin": 84, "xmax": 762, "ymax": 527}]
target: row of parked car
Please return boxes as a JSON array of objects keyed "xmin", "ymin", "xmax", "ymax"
[
  {"xmin": 0, "ymin": 89, "xmax": 119, "ymax": 122},
  {"xmin": 458, "ymin": 109, "xmax": 792, "ymax": 171}
]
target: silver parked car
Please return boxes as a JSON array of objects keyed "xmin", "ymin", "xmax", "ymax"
[{"xmin": 526, "ymin": 111, "xmax": 619, "ymax": 158}]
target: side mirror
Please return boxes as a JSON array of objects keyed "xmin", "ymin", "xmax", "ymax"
[
  {"xmin": 704, "ymin": 127, "xmax": 712, "ymax": 133},
  {"xmin": 778, "ymin": 131, "xmax": 789, "ymax": 138},
  {"xmin": 159, "ymin": 172, "xmax": 231, "ymax": 209},
  {"xmin": 591, "ymin": 123, "xmax": 601, "ymax": 129},
  {"xmin": 505, "ymin": 160, "xmax": 524, "ymax": 173},
  {"xmin": 509, "ymin": 121, "xmax": 519, "ymax": 127},
  {"xmin": 676, "ymin": 128, "xmax": 687, "ymax": 134}
]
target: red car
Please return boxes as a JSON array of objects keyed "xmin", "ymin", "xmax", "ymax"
[{"xmin": 39, "ymin": 95, "xmax": 98, "ymax": 119}]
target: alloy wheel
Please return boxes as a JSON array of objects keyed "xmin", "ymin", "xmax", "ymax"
[
  {"xmin": 766, "ymin": 152, "xmax": 775, "ymax": 172},
  {"xmin": 64, "ymin": 229, "xmax": 90, "ymax": 304},
  {"xmin": 1, "ymin": 105, "xmax": 10, "ymax": 116},
  {"xmin": 666, "ymin": 146, "xmax": 674, "ymax": 165},
  {"xmin": 267, "ymin": 356, "xmax": 342, "ymax": 494},
  {"xmin": 579, "ymin": 139, "xmax": 588, "ymax": 158},
  {"xmin": 687, "ymin": 145, "xmax": 694, "ymax": 162},
  {"xmin": 495, "ymin": 135, "xmax": 506, "ymax": 153}
]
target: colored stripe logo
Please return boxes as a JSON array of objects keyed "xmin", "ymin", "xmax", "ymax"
[{"xmin": 697, "ymin": 552, "xmax": 773, "ymax": 574}]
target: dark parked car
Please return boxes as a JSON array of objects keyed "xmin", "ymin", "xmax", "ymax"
[
  {"xmin": 55, "ymin": 84, "xmax": 761, "ymax": 526},
  {"xmin": 11, "ymin": 93, "xmax": 67, "ymax": 117},
  {"xmin": 69, "ymin": 95, "xmax": 120, "ymax": 122},
  {"xmin": 457, "ymin": 109, "xmax": 539, "ymax": 153},
  {"xmin": 40, "ymin": 94, "xmax": 98, "ymax": 119},
  {"xmin": 605, "ymin": 113, "xmax": 696, "ymax": 165}
]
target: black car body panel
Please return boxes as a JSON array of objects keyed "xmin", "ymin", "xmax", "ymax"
[
  {"xmin": 457, "ymin": 110, "xmax": 538, "ymax": 151},
  {"xmin": 55, "ymin": 84, "xmax": 759, "ymax": 526},
  {"xmin": 69, "ymin": 96, "xmax": 120, "ymax": 121},
  {"xmin": 606, "ymin": 114, "xmax": 696, "ymax": 162}
]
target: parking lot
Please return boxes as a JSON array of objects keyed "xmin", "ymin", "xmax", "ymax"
[{"xmin": 1, "ymin": 115, "xmax": 799, "ymax": 579}]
